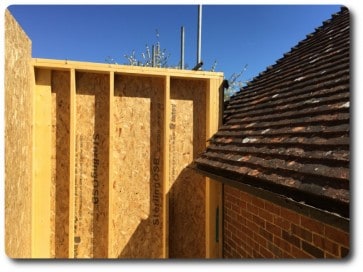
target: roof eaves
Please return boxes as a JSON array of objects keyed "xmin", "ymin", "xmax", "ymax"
[
  {"xmin": 189, "ymin": 162, "xmax": 350, "ymax": 227},
  {"xmin": 190, "ymin": 161, "xmax": 349, "ymax": 219}
]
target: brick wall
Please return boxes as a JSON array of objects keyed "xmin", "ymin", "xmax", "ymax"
[{"xmin": 223, "ymin": 185, "xmax": 349, "ymax": 258}]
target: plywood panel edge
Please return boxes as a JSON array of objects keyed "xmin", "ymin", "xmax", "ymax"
[
  {"xmin": 108, "ymin": 72, "xmax": 115, "ymax": 258},
  {"xmin": 5, "ymin": 9, "xmax": 33, "ymax": 258},
  {"xmin": 163, "ymin": 76, "xmax": 170, "ymax": 258},
  {"xmin": 68, "ymin": 68, "xmax": 76, "ymax": 258},
  {"xmin": 205, "ymin": 79, "xmax": 212, "ymax": 258},
  {"xmin": 205, "ymin": 78, "xmax": 223, "ymax": 258},
  {"xmin": 32, "ymin": 69, "xmax": 52, "ymax": 258}
]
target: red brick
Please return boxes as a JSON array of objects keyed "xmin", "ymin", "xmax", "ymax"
[
  {"xmin": 226, "ymin": 194, "xmax": 238, "ymax": 206},
  {"xmin": 225, "ymin": 213, "xmax": 233, "ymax": 223},
  {"xmin": 259, "ymin": 246, "xmax": 274, "ymax": 258},
  {"xmin": 237, "ymin": 214, "xmax": 247, "ymax": 226},
  {"xmin": 226, "ymin": 237, "xmax": 236, "ymax": 249},
  {"xmin": 291, "ymin": 224, "xmax": 312, "ymax": 242},
  {"xmin": 252, "ymin": 239, "xmax": 260, "ymax": 251},
  {"xmin": 241, "ymin": 225, "xmax": 253, "ymax": 238},
  {"xmin": 229, "ymin": 189, "xmax": 246, "ymax": 201},
  {"xmin": 253, "ymin": 250, "xmax": 264, "ymax": 258},
  {"xmin": 251, "ymin": 196, "xmax": 265, "ymax": 209},
  {"xmin": 253, "ymin": 232, "xmax": 268, "ymax": 248},
  {"xmin": 280, "ymin": 207, "xmax": 300, "ymax": 224},
  {"xmin": 266, "ymin": 222, "xmax": 282, "ymax": 237},
  {"xmin": 241, "ymin": 241, "xmax": 253, "ymax": 256},
  {"xmin": 246, "ymin": 218, "xmax": 258, "ymax": 231},
  {"xmin": 274, "ymin": 236, "xmax": 292, "ymax": 253},
  {"xmin": 225, "ymin": 185, "xmax": 240, "ymax": 198},
  {"xmin": 266, "ymin": 241, "xmax": 283, "ymax": 257},
  {"xmin": 291, "ymin": 245, "xmax": 313, "ymax": 259},
  {"xmin": 259, "ymin": 208, "xmax": 274, "ymax": 221},
  {"xmin": 236, "ymin": 228, "xmax": 246, "ymax": 238},
  {"xmin": 224, "ymin": 242, "xmax": 231, "ymax": 251},
  {"xmin": 237, "ymin": 229, "xmax": 245, "ymax": 240},
  {"xmin": 234, "ymin": 194, "xmax": 248, "ymax": 209},
  {"xmin": 259, "ymin": 227, "xmax": 273, "ymax": 242},
  {"xmin": 244, "ymin": 194, "xmax": 255, "ymax": 204},
  {"xmin": 245, "ymin": 235, "xmax": 254, "ymax": 247},
  {"xmin": 225, "ymin": 207, "xmax": 236, "ymax": 218},
  {"xmin": 246, "ymin": 203, "xmax": 258, "ymax": 214},
  {"xmin": 227, "ymin": 221, "xmax": 238, "ymax": 235},
  {"xmin": 239, "ymin": 191, "xmax": 249, "ymax": 199},
  {"xmin": 282, "ymin": 230, "xmax": 301, "ymax": 248},
  {"xmin": 312, "ymin": 234, "xmax": 339, "ymax": 256},
  {"xmin": 326, "ymin": 241, "xmax": 340, "ymax": 256},
  {"xmin": 302, "ymin": 241, "xmax": 324, "ymax": 258},
  {"xmin": 241, "ymin": 208, "xmax": 253, "ymax": 221},
  {"xmin": 301, "ymin": 216, "xmax": 325, "ymax": 235},
  {"xmin": 225, "ymin": 228, "xmax": 232, "ymax": 239},
  {"xmin": 228, "ymin": 208, "xmax": 238, "ymax": 220},
  {"xmin": 274, "ymin": 216, "xmax": 291, "ymax": 231},
  {"xmin": 227, "ymin": 241, "xmax": 236, "ymax": 255},
  {"xmin": 325, "ymin": 225, "xmax": 349, "ymax": 247},
  {"xmin": 325, "ymin": 252, "xmax": 337, "ymax": 259},
  {"xmin": 224, "ymin": 201, "xmax": 232, "ymax": 210},
  {"xmin": 231, "ymin": 203, "xmax": 240, "ymax": 213},
  {"xmin": 253, "ymin": 215, "xmax": 265, "ymax": 228},
  {"xmin": 244, "ymin": 251, "xmax": 253, "ymax": 258},
  {"xmin": 230, "ymin": 248, "xmax": 239, "ymax": 258},
  {"xmin": 282, "ymin": 251, "xmax": 293, "ymax": 258},
  {"xmin": 264, "ymin": 201, "xmax": 281, "ymax": 216},
  {"xmin": 239, "ymin": 200, "xmax": 247, "ymax": 210},
  {"xmin": 227, "ymin": 250, "xmax": 236, "ymax": 258},
  {"xmin": 232, "ymin": 232, "xmax": 242, "ymax": 244}
]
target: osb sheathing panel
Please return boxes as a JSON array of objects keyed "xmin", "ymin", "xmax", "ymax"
[
  {"xmin": 169, "ymin": 78, "xmax": 207, "ymax": 258},
  {"xmin": 111, "ymin": 75, "xmax": 164, "ymax": 258},
  {"xmin": 4, "ymin": 10, "xmax": 33, "ymax": 258},
  {"xmin": 22, "ymin": 56, "xmax": 221, "ymax": 258},
  {"xmin": 51, "ymin": 71, "xmax": 71, "ymax": 258},
  {"xmin": 74, "ymin": 72, "xmax": 110, "ymax": 258}
]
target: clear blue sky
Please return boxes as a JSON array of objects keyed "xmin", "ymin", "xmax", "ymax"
[{"xmin": 8, "ymin": 4, "xmax": 341, "ymax": 82}]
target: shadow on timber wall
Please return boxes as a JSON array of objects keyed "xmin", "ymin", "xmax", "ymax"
[
  {"xmin": 118, "ymin": 78, "xmax": 207, "ymax": 258},
  {"xmin": 49, "ymin": 72, "xmax": 209, "ymax": 258},
  {"xmin": 119, "ymin": 168, "xmax": 206, "ymax": 258}
]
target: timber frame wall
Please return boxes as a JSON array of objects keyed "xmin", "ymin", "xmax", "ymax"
[
  {"xmin": 5, "ymin": 9, "xmax": 34, "ymax": 258},
  {"xmin": 5, "ymin": 11, "xmax": 224, "ymax": 258}
]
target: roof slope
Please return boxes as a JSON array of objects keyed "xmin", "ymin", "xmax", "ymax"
[{"xmin": 193, "ymin": 7, "xmax": 350, "ymax": 217}]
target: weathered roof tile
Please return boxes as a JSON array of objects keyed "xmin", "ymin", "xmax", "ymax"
[{"xmin": 193, "ymin": 7, "xmax": 350, "ymax": 218}]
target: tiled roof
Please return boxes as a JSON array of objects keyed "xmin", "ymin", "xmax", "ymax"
[{"xmin": 193, "ymin": 7, "xmax": 350, "ymax": 218}]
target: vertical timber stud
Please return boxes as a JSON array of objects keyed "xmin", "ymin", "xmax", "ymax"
[
  {"xmin": 205, "ymin": 78, "xmax": 223, "ymax": 258},
  {"xmin": 32, "ymin": 69, "xmax": 52, "ymax": 257},
  {"xmin": 218, "ymin": 79, "xmax": 224, "ymax": 256},
  {"xmin": 68, "ymin": 68, "xmax": 76, "ymax": 258},
  {"xmin": 163, "ymin": 75, "xmax": 171, "ymax": 258},
  {"xmin": 108, "ymin": 72, "xmax": 115, "ymax": 258}
]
